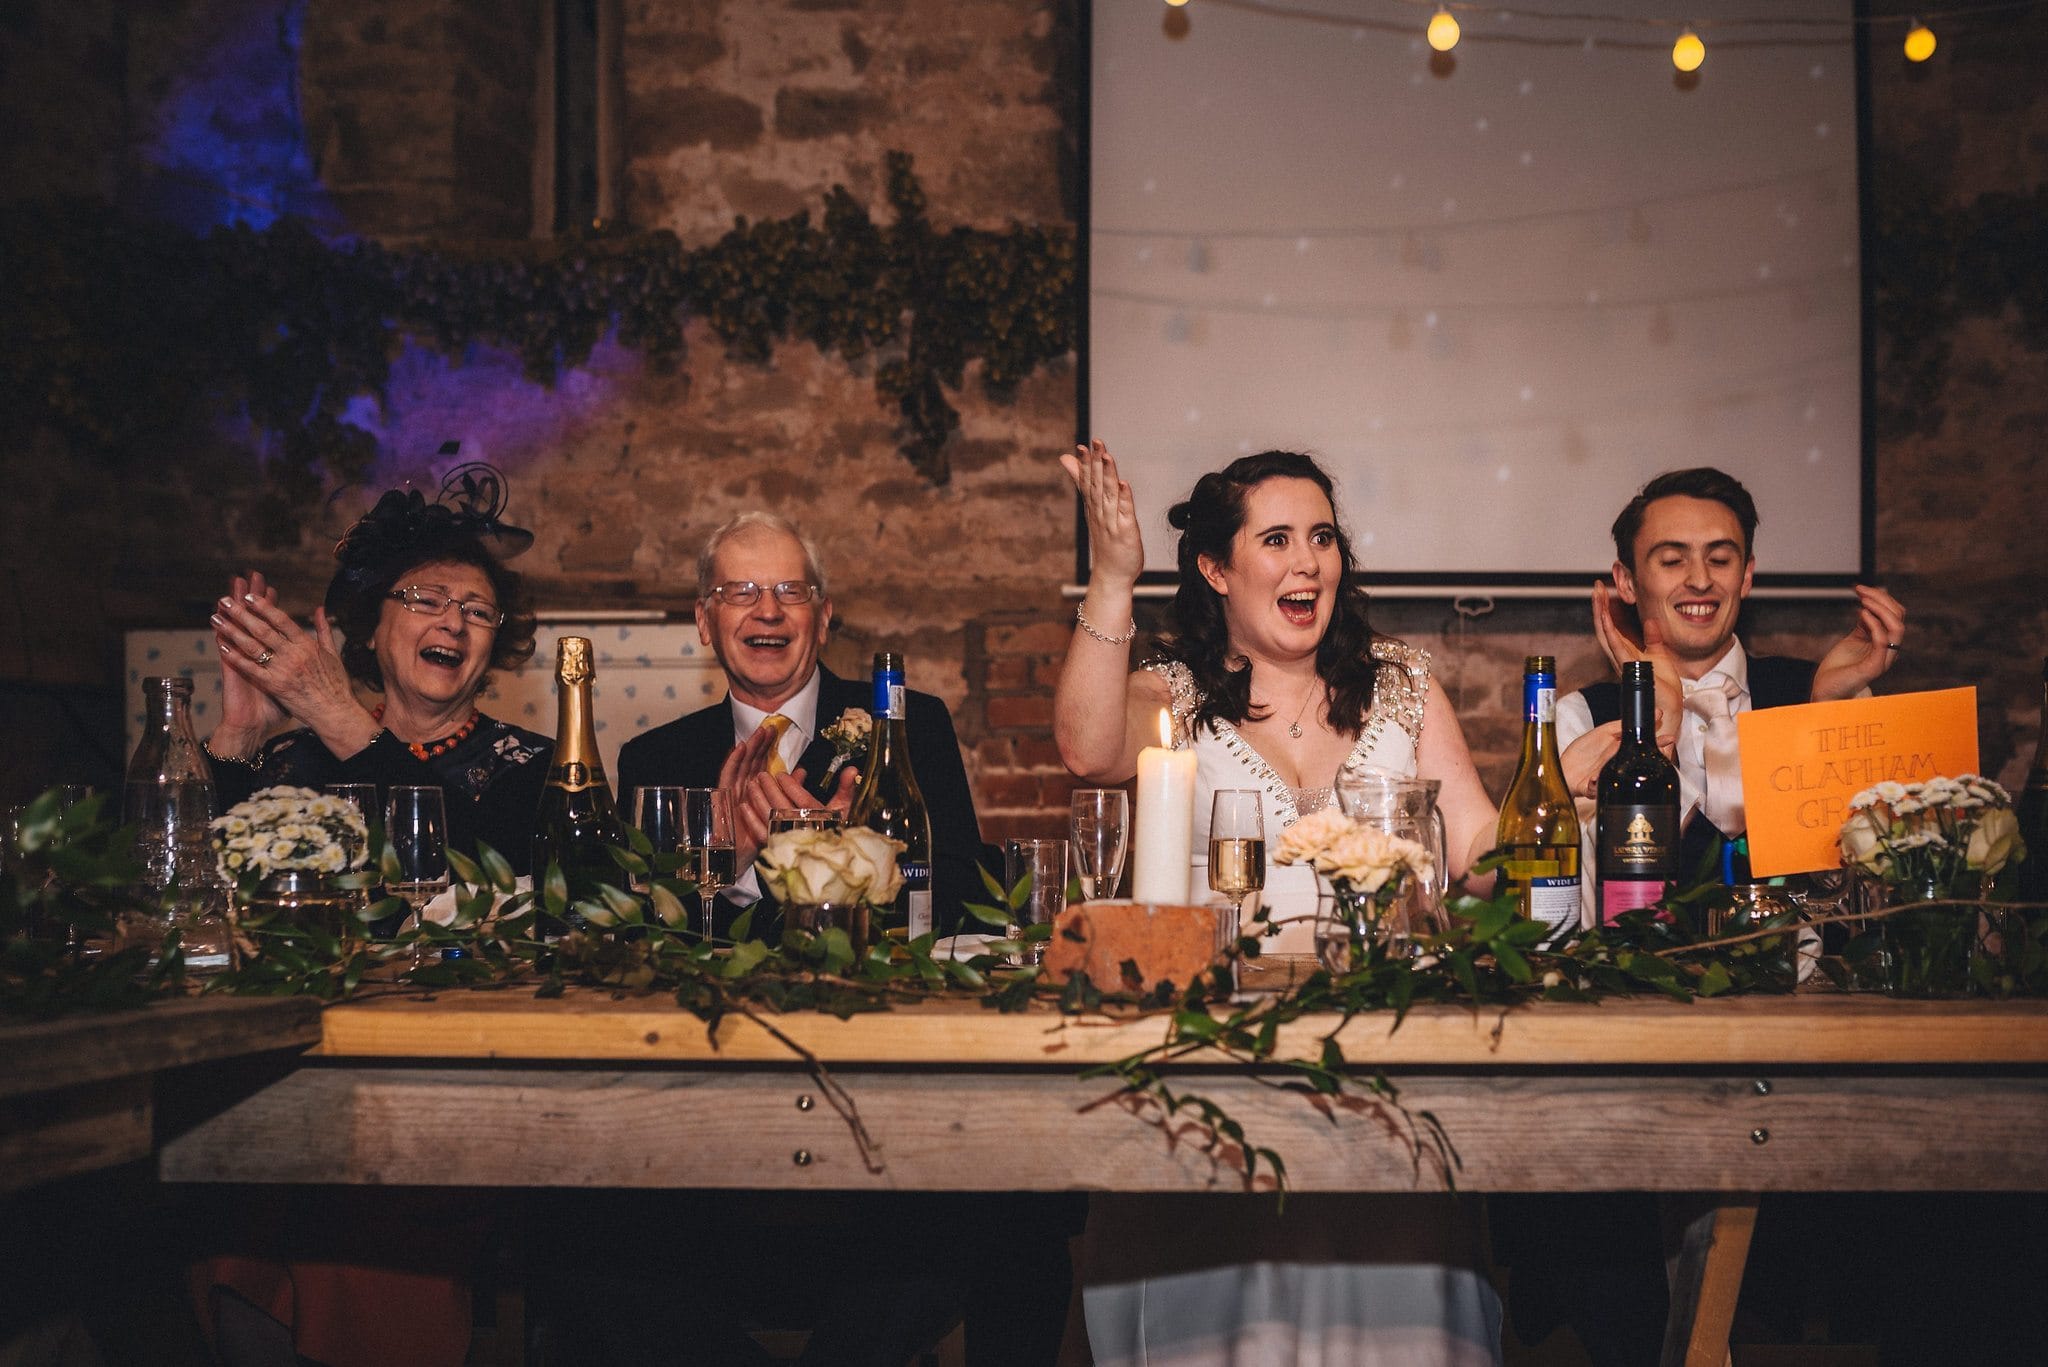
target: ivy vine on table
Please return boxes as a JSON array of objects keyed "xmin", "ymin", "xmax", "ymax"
[
  {"xmin": 6, "ymin": 790, "xmax": 2045, "ymax": 1188},
  {"xmin": 0, "ymin": 152, "xmax": 1076, "ymax": 540}
]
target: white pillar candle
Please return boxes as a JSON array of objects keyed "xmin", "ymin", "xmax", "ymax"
[{"xmin": 1132, "ymin": 708, "xmax": 1197, "ymax": 905}]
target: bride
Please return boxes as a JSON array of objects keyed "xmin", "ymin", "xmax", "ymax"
[{"xmin": 1053, "ymin": 440, "xmax": 1509, "ymax": 1366}]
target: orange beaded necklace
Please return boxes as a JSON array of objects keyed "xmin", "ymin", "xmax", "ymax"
[{"xmin": 372, "ymin": 706, "xmax": 481, "ymax": 762}]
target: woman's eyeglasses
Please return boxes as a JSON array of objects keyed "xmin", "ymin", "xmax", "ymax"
[{"xmin": 389, "ymin": 585, "xmax": 505, "ymax": 629}]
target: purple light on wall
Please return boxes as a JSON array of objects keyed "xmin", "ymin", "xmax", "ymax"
[
  {"xmin": 342, "ymin": 333, "xmax": 635, "ymax": 489},
  {"xmin": 133, "ymin": 0, "xmax": 333, "ymax": 234}
]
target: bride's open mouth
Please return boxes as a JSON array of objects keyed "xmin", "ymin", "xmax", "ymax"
[{"xmin": 1277, "ymin": 591, "xmax": 1319, "ymax": 627}]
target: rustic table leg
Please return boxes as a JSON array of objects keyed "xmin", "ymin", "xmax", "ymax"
[{"xmin": 1659, "ymin": 1194, "xmax": 1759, "ymax": 1367}]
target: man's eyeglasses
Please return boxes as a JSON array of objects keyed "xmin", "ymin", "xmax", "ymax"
[
  {"xmin": 705, "ymin": 580, "xmax": 822, "ymax": 608},
  {"xmin": 389, "ymin": 585, "xmax": 505, "ymax": 629}
]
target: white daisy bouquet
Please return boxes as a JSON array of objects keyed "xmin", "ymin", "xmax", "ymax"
[
  {"xmin": 1838, "ymin": 775, "xmax": 2023, "ymax": 896},
  {"xmin": 210, "ymin": 786, "xmax": 370, "ymax": 883}
]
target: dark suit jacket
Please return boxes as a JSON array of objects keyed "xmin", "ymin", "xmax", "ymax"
[{"xmin": 617, "ymin": 667, "xmax": 997, "ymax": 936}]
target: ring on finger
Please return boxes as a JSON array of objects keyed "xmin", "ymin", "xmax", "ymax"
[{"xmin": 255, "ymin": 649, "xmax": 274, "ymax": 667}]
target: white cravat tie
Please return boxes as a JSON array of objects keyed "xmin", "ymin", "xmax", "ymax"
[{"xmin": 1685, "ymin": 675, "xmax": 1746, "ymax": 835}]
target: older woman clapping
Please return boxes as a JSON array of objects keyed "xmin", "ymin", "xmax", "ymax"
[{"xmin": 203, "ymin": 469, "xmax": 552, "ymax": 871}]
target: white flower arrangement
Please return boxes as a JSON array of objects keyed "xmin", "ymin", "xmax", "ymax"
[
  {"xmin": 1273, "ymin": 806, "xmax": 1435, "ymax": 902},
  {"xmin": 1839, "ymin": 773, "xmax": 2023, "ymax": 894},
  {"xmin": 210, "ymin": 786, "xmax": 370, "ymax": 884},
  {"xmin": 755, "ymin": 825, "xmax": 904, "ymax": 908}
]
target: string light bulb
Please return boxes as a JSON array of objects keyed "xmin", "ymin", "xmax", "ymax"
[
  {"xmin": 1427, "ymin": 6, "xmax": 1461, "ymax": 52},
  {"xmin": 1671, "ymin": 28, "xmax": 1705, "ymax": 73},
  {"xmin": 1163, "ymin": 0, "xmax": 1191, "ymax": 8},
  {"xmin": 1903, "ymin": 19, "xmax": 1936, "ymax": 62}
]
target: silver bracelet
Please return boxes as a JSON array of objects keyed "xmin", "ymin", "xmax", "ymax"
[{"xmin": 1075, "ymin": 602, "xmax": 1138, "ymax": 646}]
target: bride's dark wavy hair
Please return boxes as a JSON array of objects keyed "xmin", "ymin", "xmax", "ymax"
[{"xmin": 1159, "ymin": 450, "xmax": 1380, "ymax": 734}]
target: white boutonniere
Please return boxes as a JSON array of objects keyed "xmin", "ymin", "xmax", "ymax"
[{"xmin": 819, "ymin": 708, "xmax": 873, "ymax": 783}]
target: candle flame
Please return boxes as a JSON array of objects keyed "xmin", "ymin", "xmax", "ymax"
[{"xmin": 1157, "ymin": 708, "xmax": 1173, "ymax": 749}]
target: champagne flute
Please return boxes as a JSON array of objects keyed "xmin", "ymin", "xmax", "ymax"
[
  {"xmin": 384, "ymin": 786, "xmax": 450, "ymax": 923},
  {"xmin": 1069, "ymin": 789, "xmax": 1130, "ymax": 902},
  {"xmin": 682, "ymin": 788, "xmax": 737, "ymax": 936},
  {"xmin": 1207, "ymin": 790, "xmax": 1266, "ymax": 956}
]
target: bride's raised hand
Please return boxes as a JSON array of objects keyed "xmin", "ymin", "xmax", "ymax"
[{"xmin": 1060, "ymin": 439, "xmax": 1144, "ymax": 588}]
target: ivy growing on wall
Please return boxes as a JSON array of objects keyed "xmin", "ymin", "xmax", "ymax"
[{"xmin": 0, "ymin": 153, "xmax": 1076, "ymax": 541}]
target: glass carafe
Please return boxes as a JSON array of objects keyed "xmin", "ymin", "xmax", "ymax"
[
  {"xmin": 125, "ymin": 678, "xmax": 227, "ymax": 950},
  {"xmin": 1333, "ymin": 764, "xmax": 1449, "ymax": 939}
]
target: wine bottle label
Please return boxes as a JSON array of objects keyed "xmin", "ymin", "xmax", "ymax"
[
  {"xmin": 1599, "ymin": 803, "xmax": 1678, "ymax": 877},
  {"xmin": 1599, "ymin": 880, "xmax": 1666, "ymax": 921},
  {"xmin": 1523, "ymin": 677, "xmax": 1556, "ymax": 724},
  {"xmin": 900, "ymin": 859, "xmax": 933, "ymax": 939},
  {"xmin": 547, "ymin": 761, "xmax": 601, "ymax": 793},
  {"xmin": 1527, "ymin": 876, "xmax": 1579, "ymax": 935},
  {"xmin": 871, "ymin": 675, "xmax": 907, "ymax": 719}
]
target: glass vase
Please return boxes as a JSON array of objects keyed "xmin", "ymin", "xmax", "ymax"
[
  {"xmin": 786, "ymin": 901, "xmax": 872, "ymax": 956},
  {"xmin": 1873, "ymin": 874, "xmax": 1978, "ymax": 998},
  {"xmin": 1312, "ymin": 877, "xmax": 1407, "ymax": 974},
  {"xmin": 241, "ymin": 870, "xmax": 361, "ymax": 939}
]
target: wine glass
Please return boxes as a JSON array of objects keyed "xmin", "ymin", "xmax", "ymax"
[
  {"xmin": 634, "ymin": 786, "xmax": 689, "ymax": 892},
  {"xmin": 384, "ymin": 786, "xmax": 449, "ymax": 924},
  {"xmin": 1207, "ymin": 790, "xmax": 1266, "ymax": 956},
  {"xmin": 769, "ymin": 807, "xmax": 841, "ymax": 834},
  {"xmin": 322, "ymin": 784, "xmax": 384, "ymax": 929},
  {"xmin": 1069, "ymin": 789, "xmax": 1130, "ymax": 902},
  {"xmin": 682, "ymin": 788, "xmax": 736, "ymax": 936},
  {"xmin": 1004, "ymin": 838, "xmax": 1069, "ymax": 964}
]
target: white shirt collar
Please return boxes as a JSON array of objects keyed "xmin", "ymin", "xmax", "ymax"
[
  {"xmin": 1683, "ymin": 638, "xmax": 1750, "ymax": 701},
  {"xmin": 727, "ymin": 668, "xmax": 823, "ymax": 769}
]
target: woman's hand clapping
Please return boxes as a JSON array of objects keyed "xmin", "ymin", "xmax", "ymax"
[
  {"xmin": 1060, "ymin": 440, "xmax": 1144, "ymax": 590},
  {"xmin": 211, "ymin": 575, "xmax": 378, "ymax": 757}
]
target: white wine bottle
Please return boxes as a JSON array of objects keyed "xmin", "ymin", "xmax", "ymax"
[
  {"xmin": 1496, "ymin": 654, "xmax": 1582, "ymax": 943},
  {"xmin": 533, "ymin": 635, "xmax": 627, "ymax": 935},
  {"xmin": 846, "ymin": 651, "xmax": 934, "ymax": 939}
]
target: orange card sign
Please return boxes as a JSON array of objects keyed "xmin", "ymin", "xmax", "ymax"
[{"xmin": 1738, "ymin": 687, "xmax": 1979, "ymax": 878}]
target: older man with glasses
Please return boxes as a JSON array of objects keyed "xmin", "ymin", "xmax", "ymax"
[
  {"xmin": 583, "ymin": 513, "xmax": 1077, "ymax": 1367},
  {"xmin": 617, "ymin": 510, "xmax": 995, "ymax": 937}
]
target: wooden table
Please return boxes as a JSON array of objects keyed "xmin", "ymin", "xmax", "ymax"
[
  {"xmin": 0, "ymin": 996, "xmax": 323, "ymax": 1193},
  {"xmin": 153, "ymin": 990, "xmax": 2048, "ymax": 1367}
]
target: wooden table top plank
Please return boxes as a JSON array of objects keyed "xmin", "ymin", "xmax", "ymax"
[
  {"xmin": 0, "ymin": 996, "xmax": 325, "ymax": 1099},
  {"xmin": 313, "ymin": 989, "xmax": 2048, "ymax": 1067}
]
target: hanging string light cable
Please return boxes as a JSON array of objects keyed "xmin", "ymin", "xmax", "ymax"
[{"xmin": 1182, "ymin": 0, "xmax": 2048, "ymax": 60}]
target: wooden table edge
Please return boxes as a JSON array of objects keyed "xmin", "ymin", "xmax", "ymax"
[
  {"xmin": 310, "ymin": 992, "xmax": 2048, "ymax": 1067},
  {"xmin": 1, "ymin": 996, "xmax": 326, "ymax": 1099}
]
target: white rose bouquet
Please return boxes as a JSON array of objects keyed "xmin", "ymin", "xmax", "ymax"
[
  {"xmin": 210, "ymin": 786, "xmax": 370, "ymax": 883},
  {"xmin": 1838, "ymin": 774, "xmax": 2023, "ymax": 896},
  {"xmin": 755, "ymin": 825, "xmax": 905, "ymax": 907},
  {"xmin": 1274, "ymin": 807, "xmax": 1436, "ymax": 905}
]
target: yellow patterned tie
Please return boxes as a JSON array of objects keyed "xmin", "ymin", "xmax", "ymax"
[{"xmin": 759, "ymin": 714, "xmax": 793, "ymax": 775}]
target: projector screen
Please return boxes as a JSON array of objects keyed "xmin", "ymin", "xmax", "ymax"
[{"xmin": 1085, "ymin": 0, "xmax": 1867, "ymax": 586}]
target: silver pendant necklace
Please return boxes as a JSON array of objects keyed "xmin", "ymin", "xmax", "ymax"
[{"xmin": 1285, "ymin": 678, "xmax": 1320, "ymax": 739}]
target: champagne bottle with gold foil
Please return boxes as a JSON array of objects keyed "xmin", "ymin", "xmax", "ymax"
[
  {"xmin": 1496, "ymin": 655, "xmax": 1582, "ymax": 944},
  {"xmin": 533, "ymin": 636, "xmax": 627, "ymax": 934},
  {"xmin": 846, "ymin": 651, "xmax": 934, "ymax": 939}
]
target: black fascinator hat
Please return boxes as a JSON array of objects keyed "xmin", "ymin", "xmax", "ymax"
[{"xmin": 323, "ymin": 446, "xmax": 539, "ymax": 690}]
